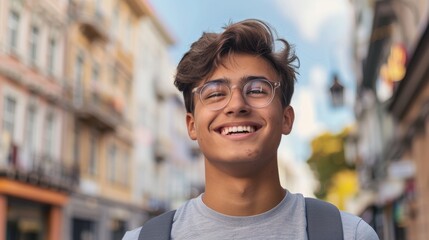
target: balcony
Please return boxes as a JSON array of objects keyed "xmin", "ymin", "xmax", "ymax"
[
  {"xmin": 73, "ymin": 88, "xmax": 123, "ymax": 132},
  {"xmin": 0, "ymin": 148, "xmax": 79, "ymax": 192},
  {"xmin": 115, "ymin": 45, "xmax": 134, "ymax": 72},
  {"xmin": 69, "ymin": 1, "xmax": 108, "ymax": 41},
  {"xmin": 124, "ymin": 0, "xmax": 149, "ymax": 17}
]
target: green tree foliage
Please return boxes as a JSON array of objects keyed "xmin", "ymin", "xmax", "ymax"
[{"xmin": 307, "ymin": 128, "xmax": 355, "ymax": 199}]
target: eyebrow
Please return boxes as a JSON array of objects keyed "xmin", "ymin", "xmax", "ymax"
[{"xmin": 206, "ymin": 75, "xmax": 270, "ymax": 84}]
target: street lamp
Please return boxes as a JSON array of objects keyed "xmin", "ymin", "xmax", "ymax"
[{"xmin": 329, "ymin": 73, "xmax": 345, "ymax": 107}]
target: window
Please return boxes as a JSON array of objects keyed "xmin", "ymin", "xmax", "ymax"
[
  {"xmin": 43, "ymin": 113, "xmax": 55, "ymax": 158},
  {"xmin": 125, "ymin": 16, "xmax": 132, "ymax": 51},
  {"xmin": 107, "ymin": 144, "xmax": 117, "ymax": 182},
  {"xmin": 7, "ymin": 11, "xmax": 20, "ymax": 51},
  {"xmin": 74, "ymin": 53, "xmax": 84, "ymax": 105},
  {"xmin": 24, "ymin": 106, "xmax": 37, "ymax": 155},
  {"xmin": 2, "ymin": 96, "xmax": 17, "ymax": 138},
  {"xmin": 73, "ymin": 123, "xmax": 80, "ymax": 164},
  {"xmin": 72, "ymin": 218, "xmax": 97, "ymax": 240},
  {"xmin": 88, "ymin": 133, "xmax": 98, "ymax": 176},
  {"xmin": 29, "ymin": 25, "xmax": 40, "ymax": 64},
  {"xmin": 123, "ymin": 78, "xmax": 131, "ymax": 116},
  {"xmin": 95, "ymin": 0, "xmax": 102, "ymax": 14},
  {"xmin": 112, "ymin": 7, "xmax": 119, "ymax": 38},
  {"xmin": 110, "ymin": 219, "xmax": 126, "ymax": 240},
  {"xmin": 121, "ymin": 152, "xmax": 129, "ymax": 186},
  {"xmin": 91, "ymin": 63, "xmax": 99, "ymax": 102},
  {"xmin": 47, "ymin": 38, "xmax": 57, "ymax": 75},
  {"xmin": 92, "ymin": 63, "xmax": 99, "ymax": 83},
  {"xmin": 110, "ymin": 67, "xmax": 117, "ymax": 86}
]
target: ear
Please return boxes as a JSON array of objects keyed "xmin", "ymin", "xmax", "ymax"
[
  {"xmin": 186, "ymin": 113, "xmax": 197, "ymax": 140},
  {"xmin": 282, "ymin": 106, "xmax": 294, "ymax": 135}
]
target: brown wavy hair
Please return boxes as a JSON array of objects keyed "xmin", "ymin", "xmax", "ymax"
[{"xmin": 174, "ymin": 19, "xmax": 299, "ymax": 113}]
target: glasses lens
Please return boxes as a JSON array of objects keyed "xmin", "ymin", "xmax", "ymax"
[
  {"xmin": 195, "ymin": 79, "xmax": 278, "ymax": 110},
  {"xmin": 243, "ymin": 79, "xmax": 274, "ymax": 108},
  {"xmin": 199, "ymin": 81, "xmax": 230, "ymax": 109}
]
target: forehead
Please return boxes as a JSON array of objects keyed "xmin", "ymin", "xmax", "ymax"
[{"xmin": 206, "ymin": 53, "xmax": 279, "ymax": 83}]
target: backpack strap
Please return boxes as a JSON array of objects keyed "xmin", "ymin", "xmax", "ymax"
[
  {"xmin": 305, "ymin": 198, "xmax": 343, "ymax": 240},
  {"xmin": 138, "ymin": 210, "xmax": 176, "ymax": 240}
]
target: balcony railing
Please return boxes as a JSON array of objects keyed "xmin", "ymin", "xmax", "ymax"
[
  {"xmin": 0, "ymin": 148, "xmax": 79, "ymax": 192},
  {"xmin": 69, "ymin": 1, "xmax": 108, "ymax": 41},
  {"xmin": 124, "ymin": 0, "xmax": 148, "ymax": 17},
  {"xmin": 73, "ymin": 88, "xmax": 123, "ymax": 132}
]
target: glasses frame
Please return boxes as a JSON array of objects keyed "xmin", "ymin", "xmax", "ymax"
[{"xmin": 192, "ymin": 78, "xmax": 281, "ymax": 111}]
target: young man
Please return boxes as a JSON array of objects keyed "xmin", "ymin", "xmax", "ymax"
[{"xmin": 123, "ymin": 19, "xmax": 379, "ymax": 240}]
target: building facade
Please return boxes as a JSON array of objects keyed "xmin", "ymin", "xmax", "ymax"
[
  {"xmin": 0, "ymin": 0, "xmax": 205, "ymax": 239},
  {"xmin": 0, "ymin": 0, "xmax": 76, "ymax": 240},
  {"xmin": 62, "ymin": 0, "xmax": 148, "ymax": 239},
  {"xmin": 132, "ymin": 8, "xmax": 204, "ymax": 221},
  {"xmin": 388, "ymin": 21, "xmax": 429, "ymax": 240},
  {"xmin": 350, "ymin": 0, "xmax": 429, "ymax": 239}
]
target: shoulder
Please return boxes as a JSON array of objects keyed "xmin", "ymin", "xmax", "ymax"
[
  {"xmin": 172, "ymin": 195, "xmax": 201, "ymax": 222},
  {"xmin": 121, "ymin": 227, "xmax": 142, "ymax": 240},
  {"xmin": 119, "ymin": 198, "xmax": 196, "ymax": 240},
  {"xmin": 340, "ymin": 211, "xmax": 379, "ymax": 240}
]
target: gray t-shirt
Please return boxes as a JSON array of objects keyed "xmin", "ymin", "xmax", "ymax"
[{"xmin": 122, "ymin": 191, "xmax": 379, "ymax": 240}]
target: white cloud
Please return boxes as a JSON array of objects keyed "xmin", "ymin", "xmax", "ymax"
[
  {"xmin": 278, "ymin": 151, "xmax": 319, "ymax": 197},
  {"xmin": 309, "ymin": 65, "xmax": 328, "ymax": 90},
  {"xmin": 308, "ymin": 65, "xmax": 332, "ymax": 107},
  {"xmin": 293, "ymin": 87, "xmax": 323, "ymax": 139},
  {"xmin": 274, "ymin": 0, "xmax": 350, "ymax": 41},
  {"xmin": 291, "ymin": 65, "xmax": 329, "ymax": 140}
]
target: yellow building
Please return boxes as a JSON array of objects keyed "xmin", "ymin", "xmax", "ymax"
[
  {"xmin": 0, "ymin": 0, "xmax": 74, "ymax": 240},
  {"xmin": 63, "ymin": 0, "xmax": 151, "ymax": 239}
]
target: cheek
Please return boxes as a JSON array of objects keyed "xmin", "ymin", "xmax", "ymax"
[
  {"xmin": 193, "ymin": 114, "xmax": 210, "ymax": 140},
  {"xmin": 267, "ymin": 113, "xmax": 281, "ymax": 125},
  {"xmin": 266, "ymin": 111, "xmax": 285, "ymax": 138}
]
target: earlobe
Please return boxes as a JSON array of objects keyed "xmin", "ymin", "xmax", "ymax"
[
  {"xmin": 186, "ymin": 113, "xmax": 197, "ymax": 140},
  {"xmin": 282, "ymin": 106, "xmax": 294, "ymax": 135}
]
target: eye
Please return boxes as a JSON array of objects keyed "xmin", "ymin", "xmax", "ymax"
[
  {"xmin": 247, "ymin": 86, "xmax": 264, "ymax": 94},
  {"xmin": 205, "ymin": 91, "xmax": 227, "ymax": 99},
  {"xmin": 245, "ymin": 80, "xmax": 271, "ymax": 96},
  {"xmin": 200, "ymin": 82, "xmax": 229, "ymax": 101}
]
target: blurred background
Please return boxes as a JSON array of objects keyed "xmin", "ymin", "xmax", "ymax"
[{"xmin": 0, "ymin": 0, "xmax": 427, "ymax": 239}]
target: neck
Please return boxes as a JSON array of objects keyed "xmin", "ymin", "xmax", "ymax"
[{"xmin": 202, "ymin": 159, "xmax": 285, "ymax": 216}]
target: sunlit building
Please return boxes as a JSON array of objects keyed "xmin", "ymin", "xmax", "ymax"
[
  {"xmin": 0, "ymin": 0, "xmax": 204, "ymax": 239},
  {"xmin": 62, "ymin": 0, "xmax": 146, "ymax": 239},
  {"xmin": 0, "ymin": 0, "xmax": 76, "ymax": 239},
  {"xmin": 132, "ymin": 6, "xmax": 204, "ymax": 222}
]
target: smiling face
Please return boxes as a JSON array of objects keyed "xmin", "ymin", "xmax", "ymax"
[{"xmin": 186, "ymin": 53, "xmax": 294, "ymax": 175}]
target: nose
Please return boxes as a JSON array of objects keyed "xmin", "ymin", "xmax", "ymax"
[{"xmin": 223, "ymin": 87, "xmax": 250, "ymax": 115}]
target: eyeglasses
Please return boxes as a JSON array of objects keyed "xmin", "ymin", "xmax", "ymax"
[{"xmin": 192, "ymin": 78, "xmax": 281, "ymax": 111}]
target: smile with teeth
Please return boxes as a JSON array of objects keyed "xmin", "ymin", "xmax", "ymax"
[{"xmin": 221, "ymin": 126, "xmax": 256, "ymax": 135}]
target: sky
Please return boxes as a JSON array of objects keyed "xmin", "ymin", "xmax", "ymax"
[{"xmin": 148, "ymin": 0, "xmax": 357, "ymax": 162}]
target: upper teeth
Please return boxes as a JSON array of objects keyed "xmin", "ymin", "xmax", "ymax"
[{"xmin": 221, "ymin": 126, "xmax": 255, "ymax": 135}]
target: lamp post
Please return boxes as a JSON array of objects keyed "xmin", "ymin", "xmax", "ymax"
[{"xmin": 329, "ymin": 73, "xmax": 345, "ymax": 107}]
